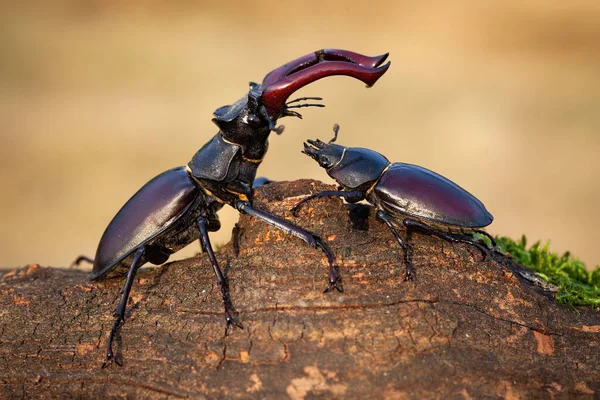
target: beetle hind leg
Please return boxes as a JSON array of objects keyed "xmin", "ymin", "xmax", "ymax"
[
  {"xmin": 103, "ymin": 246, "xmax": 145, "ymax": 368},
  {"xmin": 472, "ymin": 229, "xmax": 497, "ymax": 248},
  {"xmin": 197, "ymin": 216, "xmax": 243, "ymax": 331},
  {"xmin": 403, "ymin": 219, "xmax": 490, "ymax": 261}
]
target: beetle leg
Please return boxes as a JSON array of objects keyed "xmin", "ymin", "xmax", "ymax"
[
  {"xmin": 197, "ymin": 216, "xmax": 243, "ymax": 331},
  {"xmin": 291, "ymin": 190, "xmax": 364, "ymax": 217},
  {"xmin": 472, "ymin": 229, "xmax": 497, "ymax": 248},
  {"xmin": 103, "ymin": 246, "xmax": 144, "ymax": 368},
  {"xmin": 252, "ymin": 176, "xmax": 274, "ymax": 189},
  {"xmin": 376, "ymin": 211, "xmax": 414, "ymax": 281},
  {"xmin": 403, "ymin": 219, "xmax": 490, "ymax": 261},
  {"xmin": 71, "ymin": 255, "xmax": 93, "ymax": 267},
  {"xmin": 232, "ymin": 223, "xmax": 243, "ymax": 257},
  {"xmin": 235, "ymin": 200, "xmax": 341, "ymax": 293}
]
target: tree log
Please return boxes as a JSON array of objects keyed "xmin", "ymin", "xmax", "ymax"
[{"xmin": 1, "ymin": 180, "xmax": 599, "ymax": 399}]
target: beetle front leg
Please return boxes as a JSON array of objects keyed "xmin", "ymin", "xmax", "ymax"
[
  {"xmin": 235, "ymin": 200, "xmax": 341, "ymax": 293},
  {"xmin": 291, "ymin": 190, "xmax": 364, "ymax": 216},
  {"xmin": 376, "ymin": 211, "xmax": 414, "ymax": 281},
  {"xmin": 197, "ymin": 216, "xmax": 243, "ymax": 330},
  {"xmin": 103, "ymin": 246, "xmax": 144, "ymax": 368}
]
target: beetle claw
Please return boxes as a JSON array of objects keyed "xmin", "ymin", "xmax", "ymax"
[
  {"xmin": 101, "ymin": 316, "xmax": 125, "ymax": 368},
  {"xmin": 324, "ymin": 278, "xmax": 344, "ymax": 293},
  {"xmin": 101, "ymin": 353, "xmax": 122, "ymax": 369},
  {"xmin": 225, "ymin": 311, "xmax": 244, "ymax": 333}
]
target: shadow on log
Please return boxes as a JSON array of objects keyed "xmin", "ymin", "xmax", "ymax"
[{"xmin": 1, "ymin": 180, "xmax": 599, "ymax": 398}]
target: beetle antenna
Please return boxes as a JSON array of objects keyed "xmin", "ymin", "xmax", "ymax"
[
  {"xmin": 329, "ymin": 124, "xmax": 340, "ymax": 143},
  {"xmin": 287, "ymin": 96, "xmax": 323, "ymax": 104},
  {"xmin": 282, "ymin": 97, "xmax": 325, "ymax": 120},
  {"xmin": 286, "ymin": 103, "xmax": 325, "ymax": 109}
]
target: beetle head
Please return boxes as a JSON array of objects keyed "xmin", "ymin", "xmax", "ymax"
[
  {"xmin": 303, "ymin": 139, "xmax": 347, "ymax": 171},
  {"xmin": 212, "ymin": 88, "xmax": 279, "ymax": 159},
  {"xmin": 212, "ymin": 49, "xmax": 390, "ymax": 159},
  {"xmin": 303, "ymin": 124, "xmax": 390, "ymax": 191}
]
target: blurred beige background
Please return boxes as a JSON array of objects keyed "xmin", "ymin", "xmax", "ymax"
[{"xmin": 1, "ymin": 1, "xmax": 599, "ymax": 270}]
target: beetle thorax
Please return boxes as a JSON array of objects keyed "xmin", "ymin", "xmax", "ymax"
[{"xmin": 328, "ymin": 147, "xmax": 390, "ymax": 191}]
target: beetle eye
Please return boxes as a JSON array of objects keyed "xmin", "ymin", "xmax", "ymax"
[
  {"xmin": 320, "ymin": 156, "xmax": 332, "ymax": 168},
  {"xmin": 245, "ymin": 113, "xmax": 261, "ymax": 128}
]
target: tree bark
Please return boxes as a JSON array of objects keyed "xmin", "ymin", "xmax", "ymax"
[{"xmin": 1, "ymin": 180, "xmax": 599, "ymax": 399}]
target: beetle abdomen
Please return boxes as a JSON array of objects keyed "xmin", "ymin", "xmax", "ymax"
[
  {"xmin": 91, "ymin": 167, "xmax": 199, "ymax": 280},
  {"xmin": 372, "ymin": 163, "xmax": 493, "ymax": 228}
]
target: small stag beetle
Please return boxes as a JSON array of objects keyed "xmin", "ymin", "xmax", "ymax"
[
  {"xmin": 89, "ymin": 50, "xmax": 390, "ymax": 367},
  {"xmin": 293, "ymin": 124, "xmax": 494, "ymax": 280}
]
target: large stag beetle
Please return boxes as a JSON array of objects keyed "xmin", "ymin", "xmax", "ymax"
[
  {"xmin": 89, "ymin": 50, "xmax": 390, "ymax": 367},
  {"xmin": 293, "ymin": 124, "xmax": 494, "ymax": 280}
]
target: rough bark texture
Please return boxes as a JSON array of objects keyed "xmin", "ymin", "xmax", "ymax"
[{"xmin": 1, "ymin": 180, "xmax": 599, "ymax": 399}]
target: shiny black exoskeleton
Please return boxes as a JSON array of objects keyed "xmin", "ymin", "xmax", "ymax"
[
  {"xmin": 89, "ymin": 51, "xmax": 390, "ymax": 367},
  {"xmin": 293, "ymin": 125, "xmax": 494, "ymax": 280}
]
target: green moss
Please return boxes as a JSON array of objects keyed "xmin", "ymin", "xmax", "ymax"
[{"xmin": 494, "ymin": 235, "xmax": 600, "ymax": 309}]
